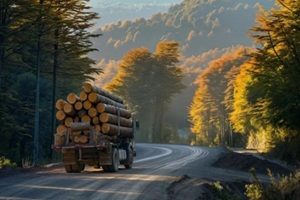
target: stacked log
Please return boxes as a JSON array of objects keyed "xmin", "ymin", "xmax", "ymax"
[{"xmin": 54, "ymin": 82, "xmax": 133, "ymax": 145}]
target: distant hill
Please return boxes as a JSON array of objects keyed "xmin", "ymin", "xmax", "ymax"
[
  {"xmin": 90, "ymin": 0, "xmax": 181, "ymax": 27},
  {"xmin": 90, "ymin": 0, "xmax": 274, "ymax": 62},
  {"xmin": 90, "ymin": 0, "xmax": 275, "ymax": 130}
]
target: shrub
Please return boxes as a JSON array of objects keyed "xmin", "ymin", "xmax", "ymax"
[{"xmin": 245, "ymin": 168, "xmax": 300, "ymax": 200}]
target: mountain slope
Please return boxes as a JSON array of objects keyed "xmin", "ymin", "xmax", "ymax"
[{"xmin": 90, "ymin": 0, "xmax": 274, "ymax": 62}]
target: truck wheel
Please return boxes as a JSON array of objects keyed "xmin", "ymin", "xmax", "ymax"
[
  {"xmin": 70, "ymin": 162, "xmax": 85, "ymax": 173},
  {"xmin": 64, "ymin": 165, "xmax": 73, "ymax": 173},
  {"xmin": 102, "ymin": 148, "xmax": 119, "ymax": 172},
  {"xmin": 124, "ymin": 149, "xmax": 133, "ymax": 169}
]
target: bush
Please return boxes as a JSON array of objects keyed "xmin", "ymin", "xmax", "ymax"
[
  {"xmin": 245, "ymin": 168, "xmax": 300, "ymax": 200},
  {"xmin": 0, "ymin": 156, "xmax": 17, "ymax": 169}
]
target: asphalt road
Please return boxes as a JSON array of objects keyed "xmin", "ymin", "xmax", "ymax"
[{"xmin": 0, "ymin": 143, "xmax": 257, "ymax": 200}]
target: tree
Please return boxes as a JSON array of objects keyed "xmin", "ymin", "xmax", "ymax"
[
  {"xmin": 106, "ymin": 41, "xmax": 184, "ymax": 142},
  {"xmin": 230, "ymin": 0, "xmax": 300, "ymax": 159},
  {"xmin": 189, "ymin": 47, "xmax": 250, "ymax": 146},
  {"xmin": 0, "ymin": 0, "xmax": 101, "ymax": 166}
]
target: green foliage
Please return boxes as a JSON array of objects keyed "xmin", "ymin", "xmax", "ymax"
[
  {"xmin": 229, "ymin": 0, "xmax": 300, "ymax": 161},
  {"xmin": 245, "ymin": 169, "xmax": 300, "ymax": 200},
  {"xmin": 0, "ymin": 156, "xmax": 17, "ymax": 169},
  {"xmin": 0, "ymin": 0, "xmax": 101, "ymax": 166}
]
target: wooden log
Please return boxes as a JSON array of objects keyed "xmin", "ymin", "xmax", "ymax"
[
  {"xmin": 101, "ymin": 123, "xmax": 133, "ymax": 137},
  {"xmin": 74, "ymin": 101, "xmax": 83, "ymax": 110},
  {"xmin": 81, "ymin": 115, "xmax": 91, "ymax": 124},
  {"xmin": 88, "ymin": 107, "xmax": 98, "ymax": 118},
  {"xmin": 92, "ymin": 116, "xmax": 99, "ymax": 125},
  {"xmin": 54, "ymin": 133, "xmax": 65, "ymax": 145},
  {"xmin": 83, "ymin": 100, "xmax": 92, "ymax": 110},
  {"xmin": 73, "ymin": 135, "xmax": 88, "ymax": 143},
  {"xmin": 70, "ymin": 131, "xmax": 81, "ymax": 136},
  {"xmin": 78, "ymin": 109, "xmax": 87, "ymax": 118},
  {"xmin": 88, "ymin": 92, "xmax": 124, "ymax": 108},
  {"xmin": 96, "ymin": 103, "xmax": 131, "ymax": 118},
  {"xmin": 70, "ymin": 122, "xmax": 91, "ymax": 131},
  {"xmin": 56, "ymin": 110, "xmax": 66, "ymax": 121},
  {"xmin": 99, "ymin": 112, "xmax": 132, "ymax": 127},
  {"xmin": 83, "ymin": 82, "xmax": 123, "ymax": 103},
  {"xmin": 63, "ymin": 103, "xmax": 75, "ymax": 116},
  {"xmin": 55, "ymin": 99, "xmax": 67, "ymax": 110},
  {"xmin": 56, "ymin": 124, "xmax": 67, "ymax": 133},
  {"xmin": 67, "ymin": 93, "xmax": 80, "ymax": 104},
  {"xmin": 74, "ymin": 116, "xmax": 80, "ymax": 122},
  {"xmin": 80, "ymin": 91, "xmax": 88, "ymax": 101},
  {"xmin": 64, "ymin": 117, "xmax": 73, "ymax": 127},
  {"xmin": 94, "ymin": 124, "xmax": 101, "ymax": 132}
]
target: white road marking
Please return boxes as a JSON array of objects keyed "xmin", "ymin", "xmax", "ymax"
[{"xmin": 134, "ymin": 147, "xmax": 172, "ymax": 163}]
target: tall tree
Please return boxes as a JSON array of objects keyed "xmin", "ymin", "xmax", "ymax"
[
  {"xmin": 189, "ymin": 47, "xmax": 250, "ymax": 146},
  {"xmin": 230, "ymin": 0, "xmax": 300, "ymax": 160},
  {"xmin": 106, "ymin": 41, "xmax": 184, "ymax": 142},
  {"xmin": 0, "ymin": 0, "xmax": 101, "ymax": 166}
]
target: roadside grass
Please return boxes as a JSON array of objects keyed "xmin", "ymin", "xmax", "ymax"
[{"xmin": 245, "ymin": 168, "xmax": 300, "ymax": 200}]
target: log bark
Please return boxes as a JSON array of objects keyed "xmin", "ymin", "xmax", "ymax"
[
  {"xmin": 70, "ymin": 122, "xmax": 91, "ymax": 131},
  {"xmin": 96, "ymin": 103, "xmax": 131, "ymax": 118},
  {"xmin": 74, "ymin": 101, "xmax": 83, "ymax": 110},
  {"xmin": 83, "ymin": 82, "xmax": 123, "ymax": 103},
  {"xmin": 101, "ymin": 123, "xmax": 133, "ymax": 137},
  {"xmin": 100, "ymin": 112, "xmax": 132, "ymax": 127},
  {"xmin": 83, "ymin": 100, "xmax": 92, "ymax": 110},
  {"xmin": 63, "ymin": 103, "xmax": 76, "ymax": 115},
  {"xmin": 80, "ymin": 91, "xmax": 88, "ymax": 101},
  {"xmin": 67, "ymin": 93, "xmax": 80, "ymax": 104},
  {"xmin": 56, "ymin": 110, "xmax": 66, "ymax": 121},
  {"xmin": 88, "ymin": 92, "xmax": 124, "ymax": 108},
  {"xmin": 88, "ymin": 107, "xmax": 98, "ymax": 118},
  {"xmin": 55, "ymin": 99, "xmax": 67, "ymax": 110}
]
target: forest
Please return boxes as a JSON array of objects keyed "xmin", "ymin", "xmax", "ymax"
[
  {"xmin": 0, "ymin": 0, "xmax": 101, "ymax": 166},
  {"xmin": 1, "ymin": 0, "xmax": 300, "ymax": 168}
]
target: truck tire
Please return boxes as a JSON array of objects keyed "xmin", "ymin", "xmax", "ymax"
[
  {"xmin": 102, "ymin": 148, "xmax": 119, "ymax": 172},
  {"xmin": 64, "ymin": 162, "xmax": 84, "ymax": 173},
  {"xmin": 64, "ymin": 165, "xmax": 73, "ymax": 173},
  {"xmin": 124, "ymin": 149, "xmax": 133, "ymax": 169}
]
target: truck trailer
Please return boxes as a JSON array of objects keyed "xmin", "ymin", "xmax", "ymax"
[{"xmin": 52, "ymin": 83, "xmax": 137, "ymax": 173}]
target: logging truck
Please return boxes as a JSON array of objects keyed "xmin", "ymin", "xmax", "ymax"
[{"xmin": 52, "ymin": 82, "xmax": 138, "ymax": 173}]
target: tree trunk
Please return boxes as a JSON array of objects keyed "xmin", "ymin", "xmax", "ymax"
[
  {"xmin": 100, "ymin": 112, "xmax": 132, "ymax": 127},
  {"xmin": 55, "ymin": 99, "xmax": 66, "ymax": 110},
  {"xmin": 67, "ymin": 93, "xmax": 80, "ymax": 104},
  {"xmin": 83, "ymin": 82, "xmax": 123, "ymax": 103},
  {"xmin": 101, "ymin": 123, "xmax": 133, "ymax": 137},
  {"xmin": 96, "ymin": 103, "xmax": 131, "ymax": 118},
  {"xmin": 88, "ymin": 92, "xmax": 124, "ymax": 108},
  {"xmin": 56, "ymin": 110, "xmax": 66, "ymax": 121}
]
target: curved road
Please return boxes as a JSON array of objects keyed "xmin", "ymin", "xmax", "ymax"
[{"xmin": 0, "ymin": 143, "xmax": 253, "ymax": 200}]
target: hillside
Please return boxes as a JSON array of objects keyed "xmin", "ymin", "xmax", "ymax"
[
  {"xmin": 90, "ymin": 0, "xmax": 274, "ymax": 61},
  {"xmin": 90, "ymin": 0, "xmax": 181, "ymax": 27},
  {"xmin": 90, "ymin": 0, "xmax": 275, "ymax": 135}
]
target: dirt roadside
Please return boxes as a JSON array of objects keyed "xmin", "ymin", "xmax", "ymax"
[{"xmin": 166, "ymin": 150, "xmax": 294, "ymax": 200}]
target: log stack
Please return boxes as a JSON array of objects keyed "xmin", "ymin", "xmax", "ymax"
[{"xmin": 54, "ymin": 82, "xmax": 133, "ymax": 145}]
